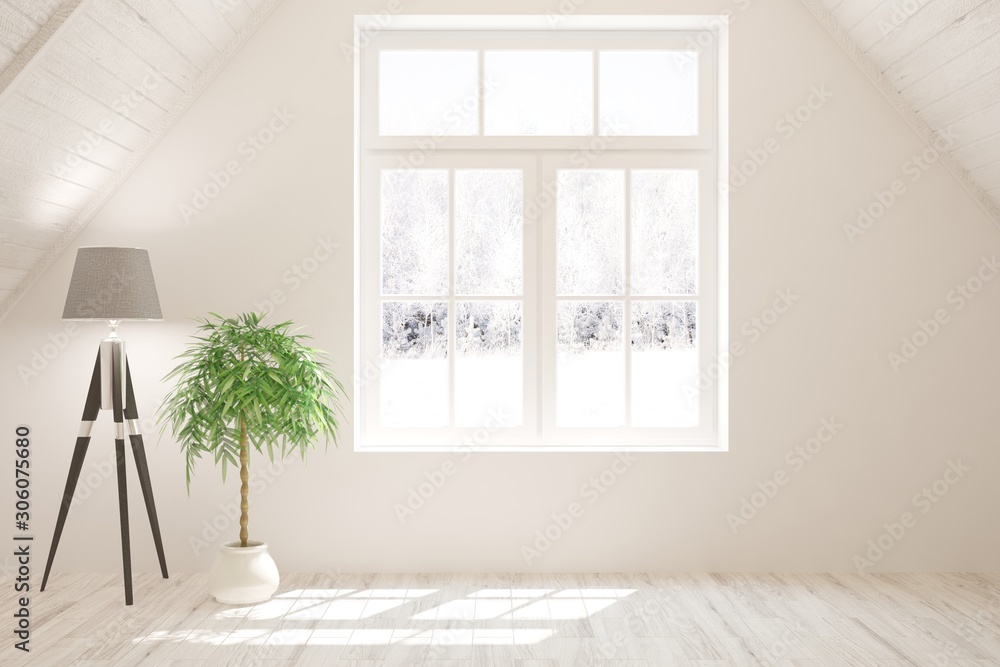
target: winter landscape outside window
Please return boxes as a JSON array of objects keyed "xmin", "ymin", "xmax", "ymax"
[{"xmin": 356, "ymin": 15, "xmax": 728, "ymax": 451}]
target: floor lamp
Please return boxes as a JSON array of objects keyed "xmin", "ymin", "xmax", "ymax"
[{"xmin": 40, "ymin": 247, "xmax": 169, "ymax": 606}]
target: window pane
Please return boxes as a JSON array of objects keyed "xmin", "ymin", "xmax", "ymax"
[
  {"xmin": 599, "ymin": 51, "xmax": 699, "ymax": 136},
  {"xmin": 557, "ymin": 170, "xmax": 624, "ymax": 295},
  {"xmin": 631, "ymin": 302, "xmax": 698, "ymax": 427},
  {"xmin": 484, "ymin": 51, "xmax": 593, "ymax": 136},
  {"xmin": 381, "ymin": 302, "xmax": 449, "ymax": 427},
  {"xmin": 456, "ymin": 302, "xmax": 523, "ymax": 428},
  {"xmin": 381, "ymin": 169, "xmax": 448, "ymax": 295},
  {"xmin": 455, "ymin": 170, "xmax": 523, "ymax": 295},
  {"xmin": 557, "ymin": 301, "xmax": 624, "ymax": 427},
  {"xmin": 379, "ymin": 51, "xmax": 479, "ymax": 135},
  {"xmin": 631, "ymin": 170, "xmax": 698, "ymax": 295}
]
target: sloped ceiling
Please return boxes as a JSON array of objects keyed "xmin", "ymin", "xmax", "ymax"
[
  {"xmin": 0, "ymin": 0, "xmax": 281, "ymax": 319},
  {"xmin": 0, "ymin": 0, "xmax": 997, "ymax": 321},
  {"xmin": 803, "ymin": 0, "xmax": 1000, "ymax": 222}
]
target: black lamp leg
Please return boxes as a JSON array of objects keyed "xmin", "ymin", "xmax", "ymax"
[
  {"xmin": 41, "ymin": 352, "xmax": 102, "ymax": 592},
  {"xmin": 111, "ymin": 345, "xmax": 133, "ymax": 606},
  {"xmin": 124, "ymin": 360, "xmax": 168, "ymax": 580}
]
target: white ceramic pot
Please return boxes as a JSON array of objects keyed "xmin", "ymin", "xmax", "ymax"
[{"xmin": 208, "ymin": 540, "xmax": 280, "ymax": 604}]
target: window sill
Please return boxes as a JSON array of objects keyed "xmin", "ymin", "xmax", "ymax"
[{"xmin": 354, "ymin": 443, "xmax": 728, "ymax": 453}]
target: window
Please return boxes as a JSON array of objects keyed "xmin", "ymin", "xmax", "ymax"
[{"xmin": 355, "ymin": 15, "xmax": 728, "ymax": 451}]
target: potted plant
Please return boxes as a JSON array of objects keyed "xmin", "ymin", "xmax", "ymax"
[{"xmin": 159, "ymin": 312, "xmax": 346, "ymax": 604}]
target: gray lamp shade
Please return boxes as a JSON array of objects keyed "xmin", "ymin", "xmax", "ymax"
[{"xmin": 63, "ymin": 247, "xmax": 162, "ymax": 320}]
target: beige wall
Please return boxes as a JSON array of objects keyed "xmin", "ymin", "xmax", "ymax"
[{"xmin": 1, "ymin": 0, "xmax": 998, "ymax": 575}]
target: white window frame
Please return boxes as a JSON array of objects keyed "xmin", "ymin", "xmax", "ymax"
[{"xmin": 354, "ymin": 15, "xmax": 729, "ymax": 452}]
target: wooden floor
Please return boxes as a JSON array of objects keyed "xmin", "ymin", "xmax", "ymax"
[{"xmin": 1, "ymin": 572, "xmax": 998, "ymax": 666}]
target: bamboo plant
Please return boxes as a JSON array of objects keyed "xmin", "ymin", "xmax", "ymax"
[{"xmin": 159, "ymin": 313, "xmax": 346, "ymax": 547}]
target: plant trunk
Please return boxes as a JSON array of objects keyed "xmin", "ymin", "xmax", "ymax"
[{"xmin": 239, "ymin": 416, "xmax": 249, "ymax": 548}]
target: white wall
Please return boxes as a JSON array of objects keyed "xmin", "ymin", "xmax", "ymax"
[{"xmin": 1, "ymin": 0, "xmax": 998, "ymax": 576}]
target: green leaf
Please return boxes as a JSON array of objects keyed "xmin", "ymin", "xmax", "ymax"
[{"xmin": 156, "ymin": 311, "xmax": 346, "ymax": 501}]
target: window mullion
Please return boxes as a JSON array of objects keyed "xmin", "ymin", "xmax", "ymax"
[
  {"xmin": 624, "ymin": 169, "xmax": 632, "ymax": 429},
  {"xmin": 448, "ymin": 168, "xmax": 457, "ymax": 429},
  {"xmin": 477, "ymin": 50, "xmax": 485, "ymax": 135},
  {"xmin": 539, "ymin": 157, "xmax": 554, "ymax": 439},
  {"xmin": 592, "ymin": 48, "xmax": 599, "ymax": 136},
  {"xmin": 536, "ymin": 158, "xmax": 544, "ymax": 438}
]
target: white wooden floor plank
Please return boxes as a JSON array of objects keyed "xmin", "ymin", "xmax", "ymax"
[{"xmin": 3, "ymin": 572, "xmax": 999, "ymax": 666}]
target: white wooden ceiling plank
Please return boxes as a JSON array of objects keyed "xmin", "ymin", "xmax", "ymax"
[
  {"xmin": 849, "ymin": 0, "xmax": 934, "ymax": 53},
  {"xmin": 0, "ymin": 129, "xmax": 114, "ymax": 189},
  {"xmin": 970, "ymin": 161, "xmax": 1000, "ymax": 192},
  {"xmin": 832, "ymin": 0, "xmax": 885, "ymax": 32},
  {"xmin": 0, "ymin": 267, "xmax": 27, "ymax": 290},
  {"xmin": 0, "ymin": 25, "xmax": 27, "ymax": 54},
  {"xmin": 900, "ymin": 32, "xmax": 1000, "ymax": 106},
  {"xmin": 0, "ymin": 156, "xmax": 98, "ymax": 204},
  {"xmin": 0, "ymin": 244, "xmax": 44, "ymax": 271},
  {"xmin": 884, "ymin": 0, "xmax": 1000, "ymax": 90},
  {"xmin": 954, "ymin": 135, "xmax": 1000, "ymax": 171},
  {"xmin": 215, "ymin": 1, "xmax": 255, "ymax": 34},
  {"xmin": 87, "ymin": 0, "xmax": 200, "ymax": 88},
  {"xmin": 121, "ymin": 0, "xmax": 218, "ymax": 68},
  {"xmin": 0, "ymin": 213, "xmax": 63, "ymax": 230},
  {"xmin": 64, "ymin": 14, "xmax": 184, "ymax": 108},
  {"xmin": 0, "ymin": 2, "xmax": 38, "ymax": 52},
  {"xmin": 41, "ymin": 39, "xmax": 170, "ymax": 129},
  {"xmin": 168, "ymin": 0, "xmax": 237, "ymax": 52},
  {"xmin": 0, "ymin": 186, "xmax": 79, "ymax": 214},
  {"xmin": 916, "ymin": 67, "xmax": 1000, "ymax": 124},
  {"xmin": 941, "ymin": 98, "xmax": 1000, "ymax": 151},
  {"xmin": 0, "ymin": 177, "xmax": 96, "ymax": 217},
  {"xmin": 0, "ymin": 159, "xmax": 99, "ymax": 202},
  {"xmin": 0, "ymin": 169, "xmax": 94, "ymax": 210},
  {"xmin": 22, "ymin": 68, "xmax": 151, "ymax": 149},
  {"xmin": 867, "ymin": 0, "xmax": 991, "ymax": 68},
  {"xmin": 0, "ymin": 218, "xmax": 63, "ymax": 250},
  {"xmin": 3, "ymin": 0, "xmax": 60, "ymax": 24},
  {"xmin": 0, "ymin": 192, "xmax": 77, "ymax": 225},
  {"xmin": 0, "ymin": 41, "xmax": 14, "ymax": 71},
  {"xmin": 0, "ymin": 93, "xmax": 133, "ymax": 168},
  {"xmin": 0, "ymin": 0, "xmax": 87, "ymax": 104}
]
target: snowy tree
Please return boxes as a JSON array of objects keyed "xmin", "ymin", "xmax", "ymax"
[
  {"xmin": 631, "ymin": 170, "xmax": 698, "ymax": 296},
  {"xmin": 382, "ymin": 302, "xmax": 449, "ymax": 360},
  {"xmin": 455, "ymin": 170, "xmax": 522, "ymax": 296},
  {"xmin": 381, "ymin": 170, "xmax": 449, "ymax": 296},
  {"xmin": 631, "ymin": 302, "xmax": 696, "ymax": 352},
  {"xmin": 558, "ymin": 302, "xmax": 623, "ymax": 353},
  {"xmin": 557, "ymin": 170, "xmax": 625, "ymax": 295},
  {"xmin": 456, "ymin": 302, "xmax": 522, "ymax": 357}
]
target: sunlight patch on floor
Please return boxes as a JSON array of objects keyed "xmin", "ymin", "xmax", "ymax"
[{"xmin": 131, "ymin": 587, "xmax": 634, "ymax": 648}]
